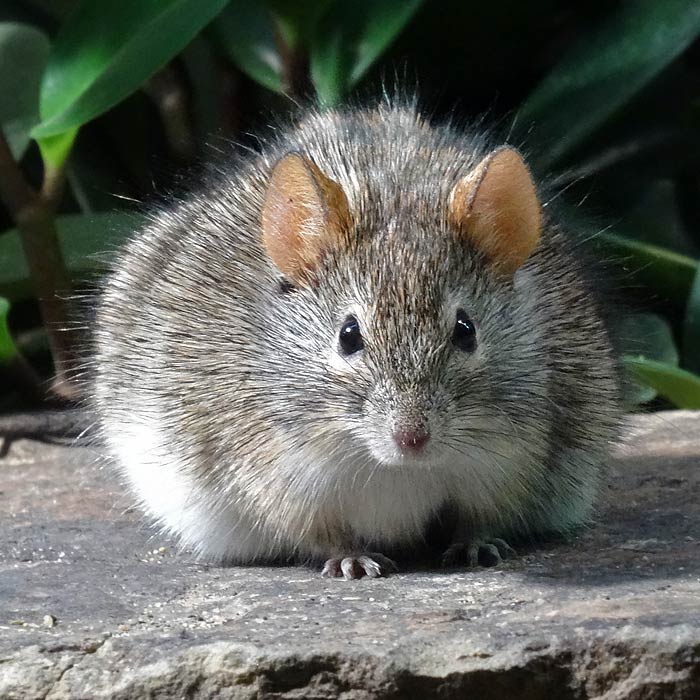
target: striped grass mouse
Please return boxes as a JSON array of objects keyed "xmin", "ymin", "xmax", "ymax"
[{"xmin": 92, "ymin": 99, "xmax": 622, "ymax": 578}]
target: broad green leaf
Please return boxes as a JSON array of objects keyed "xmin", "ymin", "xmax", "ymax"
[
  {"xmin": 30, "ymin": 0, "xmax": 229, "ymax": 139},
  {"xmin": 0, "ymin": 22, "xmax": 50, "ymax": 159},
  {"xmin": 624, "ymin": 357, "xmax": 700, "ymax": 409},
  {"xmin": 310, "ymin": 0, "xmax": 423, "ymax": 106},
  {"xmin": 520, "ymin": 0, "xmax": 700, "ymax": 167},
  {"xmin": 211, "ymin": 1, "xmax": 283, "ymax": 93},
  {"xmin": 618, "ymin": 313, "xmax": 678, "ymax": 406},
  {"xmin": 593, "ymin": 231, "xmax": 697, "ymax": 305},
  {"xmin": 683, "ymin": 262, "xmax": 700, "ymax": 374},
  {"xmin": 0, "ymin": 297, "xmax": 19, "ymax": 364},
  {"xmin": 0, "ymin": 211, "xmax": 141, "ymax": 300}
]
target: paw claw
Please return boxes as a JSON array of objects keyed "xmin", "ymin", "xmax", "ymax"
[
  {"xmin": 441, "ymin": 538, "xmax": 517, "ymax": 569},
  {"xmin": 357, "ymin": 556, "xmax": 381, "ymax": 578},
  {"xmin": 441, "ymin": 543, "xmax": 467, "ymax": 568},
  {"xmin": 321, "ymin": 553, "xmax": 397, "ymax": 579},
  {"xmin": 490, "ymin": 537, "xmax": 516, "ymax": 560},
  {"xmin": 341, "ymin": 557, "xmax": 362, "ymax": 580},
  {"xmin": 478, "ymin": 543, "xmax": 501, "ymax": 567},
  {"xmin": 321, "ymin": 559, "xmax": 342, "ymax": 578}
]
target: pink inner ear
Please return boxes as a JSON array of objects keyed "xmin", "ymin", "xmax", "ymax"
[
  {"xmin": 261, "ymin": 153, "xmax": 350, "ymax": 284},
  {"xmin": 450, "ymin": 147, "xmax": 541, "ymax": 274}
]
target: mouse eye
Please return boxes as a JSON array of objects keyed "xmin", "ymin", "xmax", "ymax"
[
  {"xmin": 277, "ymin": 278, "xmax": 296, "ymax": 294},
  {"xmin": 339, "ymin": 315, "xmax": 364, "ymax": 355},
  {"xmin": 452, "ymin": 309, "xmax": 477, "ymax": 352}
]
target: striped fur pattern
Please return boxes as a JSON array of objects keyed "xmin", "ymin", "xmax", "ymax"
[{"xmin": 92, "ymin": 100, "xmax": 622, "ymax": 566}]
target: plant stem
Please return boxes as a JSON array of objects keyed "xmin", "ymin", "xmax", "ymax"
[
  {"xmin": 0, "ymin": 130, "xmax": 77, "ymax": 401},
  {"xmin": 145, "ymin": 63, "xmax": 196, "ymax": 163},
  {"xmin": 0, "ymin": 132, "xmax": 35, "ymax": 213},
  {"xmin": 273, "ymin": 23, "xmax": 310, "ymax": 99}
]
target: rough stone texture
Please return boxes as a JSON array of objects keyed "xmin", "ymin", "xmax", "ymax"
[{"xmin": 1, "ymin": 411, "xmax": 699, "ymax": 699}]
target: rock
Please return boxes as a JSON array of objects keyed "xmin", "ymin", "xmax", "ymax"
[{"xmin": 1, "ymin": 411, "xmax": 699, "ymax": 699}]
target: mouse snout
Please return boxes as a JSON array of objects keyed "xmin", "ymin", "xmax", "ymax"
[{"xmin": 393, "ymin": 426, "xmax": 430, "ymax": 453}]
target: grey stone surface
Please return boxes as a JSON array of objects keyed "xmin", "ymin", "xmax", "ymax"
[{"xmin": 1, "ymin": 411, "xmax": 699, "ymax": 699}]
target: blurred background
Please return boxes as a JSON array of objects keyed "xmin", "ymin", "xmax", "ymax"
[{"xmin": 0, "ymin": 0, "xmax": 699, "ymax": 415}]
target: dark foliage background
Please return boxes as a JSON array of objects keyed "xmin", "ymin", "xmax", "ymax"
[{"xmin": 0, "ymin": 0, "xmax": 699, "ymax": 410}]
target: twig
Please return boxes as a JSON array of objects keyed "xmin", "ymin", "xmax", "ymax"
[
  {"xmin": 0, "ymin": 408, "xmax": 90, "ymax": 440},
  {"xmin": 41, "ymin": 161, "xmax": 68, "ymax": 210},
  {"xmin": 0, "ymin": 130, "xmax": 77, "ymax": 402},
  {"xmin": 0, "ymin": 132, "xmax": 35, "ymax": 213},
  {"xmin": 218, "ymin": 58, "xmax": 244, "ymax": 137},
  {"xmin": 145, "ymin": 63, "xmax": 196, "ymax": 162},
  {"xmin": 273, "ymin": 22, "xmax": 311, "ymax": 99},
  {"xmin": 0, "ymin": 407, "xmax": 92, "ymax": 457}
]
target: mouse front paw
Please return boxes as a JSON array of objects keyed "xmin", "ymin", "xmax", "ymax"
[
  {"xmin": 441, "ymin": 537, "xmax": 516, "ymax": 569},
  {"xmin": 321, "ymin": 552, "xmax": 398, "ymax": 579}
]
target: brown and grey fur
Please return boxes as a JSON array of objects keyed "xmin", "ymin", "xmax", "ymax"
[{"xmin": 92, "ymin": 99, "xmax": 622, "ymax": 576}]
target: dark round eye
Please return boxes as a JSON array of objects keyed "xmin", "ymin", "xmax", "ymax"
[
  {"xmin": 452, "ymin": 309, "xmax": 477, "ymax": 352},
  {"xmin": 339, "ymin": 315, "xmax": 364, "ymax": 355}
]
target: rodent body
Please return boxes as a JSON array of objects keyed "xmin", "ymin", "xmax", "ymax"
[{"xmin": 92, "ymin": 100, "xmax": 622, "ymax": 576}]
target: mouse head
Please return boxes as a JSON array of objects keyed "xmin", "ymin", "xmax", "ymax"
[{"xmin": 261, "ymin": 147, "xmax": 543, "ymax": 468}]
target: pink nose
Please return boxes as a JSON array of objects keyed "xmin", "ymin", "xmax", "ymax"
[{"xmin": 393, "ymin": 428, "xmax": 430, "ymax": 453}]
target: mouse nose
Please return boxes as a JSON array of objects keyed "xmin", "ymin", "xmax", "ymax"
[{"xmin": 393, "ymin": 427, "xmax": 430, "ymax": 453}]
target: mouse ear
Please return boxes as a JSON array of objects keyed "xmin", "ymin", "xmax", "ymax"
[
  {"xmin": 449, "ymin": 147, "xmax": 541, "ymax": 275},
  {"xmin": 261, "ymin": 152, "xmax": 351, "ymax": 285}
]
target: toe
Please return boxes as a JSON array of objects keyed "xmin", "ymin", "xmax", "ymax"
[
  {"xmin": 442, "ymin": 543, "xmax": 468, "ymax": 567},
  {"xmin": 467, "ymin": 543, "xmax": 480, "ymax": 567},
  {"xmin": 368, "ymin": 553, "xmax": 399, "ymax": 574},
  {"xmin": 321, "ymin": 558, "xmax": 342, "ymax": 577},
  {"xmin": 442, "ymin": 539, "xmax": 515, "ymax": 569},
  {"xmin": 358, "ymin": 556, "xmax": 382, "ymax": 578},
  {"xmin": 359, "ymin": 553, "xmax": 398, "ymax": 577},
  {"xmin": 442, "ymin": 543, "xmax": 481, "ymax": 568},
  {"xmin": 477, "ymin": 543, "xmax": 502, "ymax": 567},
  {"xmin": 489, "ymin": 538, "xmax": 516, "ymax": 560},
  {"xmin": 341, "ymin": 557, "xmax": 363, "ymax": 579},
  {"xmin": 324, "ymin": 553, "xmax": 398, "ymax": 579}
]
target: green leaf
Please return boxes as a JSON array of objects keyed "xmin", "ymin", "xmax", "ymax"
[
  {"xmin": 618, "ymin": 312, "xmax": 679, "ymax": 406},
  {"xmin": 310, "ymin": 0, "xmax": 423, "ymax": 106},
  {"xmin": 211, "ymin": 1, "xmax": 283, "ymax": 93},
  {"xmin": 37, "ymin": 127, "xmax": 78, "ymax": 168},
  {"xmin": 30, "ymin": 0, "xmax": 230, "ymax": 139},
  {"xmin": 623, "ymin": 357, "xmax": 700, "ymax": 409},
  {"xmin": 520, "ymin": 0, "xmax": 700, "ymax": 167},
  {"xmin": 620, "ymin": 313, "xmax": 679, "ymax": 365},
  {"xmin": 593, "ymin": 231, "xmax": 698, "ymax": 305},
  {"xmin": 0, "ymin": 22, "xmax": 50, "ymax": 159},
  {"xmin": 683, "ymin": 262, "xmax": 700, "ymax": 374},
  {"xmin": 0, "ymin": 297, "xmax": 19, "ymax": 364},
  {"xmin": 0, "ymin": 211, "xmax": 141, "ymax": 300}
]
